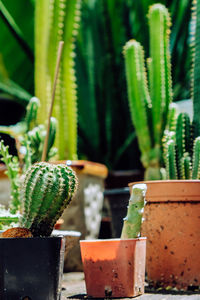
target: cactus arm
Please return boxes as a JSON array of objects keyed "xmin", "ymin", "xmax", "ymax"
[
  {"xmin": 148, "ymin": 4, "xmax": 172, "ymax": 145},
  {"xmin": 25, "ymin": 97, "xmax": 40, "ymax": 132},
  {"xmin": 34, "ymin": 0, "xmax": 51, "ymax": 116},
  {"xmin": 121, "ymin": 184, "xmax": 147, "ymax": 239},
  {"xmin": 175, "ymin": 113, "xmax": 191, "ymax": 177},
  {"xmin": 165, "ymin": 139, "xmax": 177, "ymax": 180},
  {"xmin": 176, "ymin": 113, "xmax": 191, "ymax": 158},
  {"xmin": 60, "ymin": 0, "xmax": 81, "ymax": 160},
  {"xmin": 192, "ymin": 137, "xmax": 200, "ymax": 179},
  {"xmin": 124, "ymin": 40, "xmax": 152, "ymax": 168},
  {"xmin": 191, "ymin": 0, "xmax": 200, "ymax": 137},
  {"xmin": 180, "ymin": 153, "xmax": 191, "ymax": 179}
]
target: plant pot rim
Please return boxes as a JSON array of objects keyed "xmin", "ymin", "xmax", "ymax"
[
  {"xmin": 0, "ymin": 236, "xmax": 63, "ymax": 241},
  {"xmin": 80, "ymin": 237, "xmax": 146, "ymax": 243},
  {"xmin": 52, "ymin": 160, "xmax": 108, "ymax": 178},
  {"xmin": 129, "ymin": 180, "xmax": 200, "ymax": 202}
]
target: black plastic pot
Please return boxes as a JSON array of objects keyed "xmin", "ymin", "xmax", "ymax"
[
  {"xmin": 0, "ymin": 236, "xmax": 65, "ymax": 300},
  {"xmin": 104, "ymin": 187, "xmax": 130, "ymax": 238}
]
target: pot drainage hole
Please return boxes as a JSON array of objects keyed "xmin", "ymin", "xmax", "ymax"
[{"xmin": 105, "ymin": 286, "xmax": 112, "ymax": 297}]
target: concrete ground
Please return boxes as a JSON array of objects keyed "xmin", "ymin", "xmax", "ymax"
[{"xmin": 61, "ymin": 273, "xmax": 200, "ymax": 300}]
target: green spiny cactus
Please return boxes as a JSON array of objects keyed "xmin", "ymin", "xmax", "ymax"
[
  {"xmin": 165, "ymin": 139, "xmax": 177, "ymax": 180},
  {"xmin": 121, "ymin": 184, "xmax": 147, "ymax": 239},
  {"xmin": 192, "ymin": 137, "xmax": 200, "ymax": 179},
  {"xmin": 191, "ymin": 0, "xmax": 200, "ymax": 138},
  {"xmin": 20, "ymin": 162, "xmax": 78, "ymax": 237},
  {"xmin": 163, "ymin": 112, "xmax": 200, "ymax": 180},
  {"xmin": 35, "ymin": 0, "xmax": 81, "ymax": 160},
  {"xmin": 124, "ymin": 4, "xmax": 172, "ymax": 180},
  {"xmin": 148, "ymin": 4, "xmax": 172, "ymax": 140},
  {"xmin": 21, "ymin": 117, "xmax": 57, "ymax": 170}
]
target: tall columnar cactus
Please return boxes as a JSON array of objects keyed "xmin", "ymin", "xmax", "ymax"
[
  {"xmin": 35, "ymin": 0, "xmax": 81, "ymax": 160},
  {"xmin": 20, "ymin": 162, "xmax": 78, "ymax": 237},
  {"xmin": 124, "ymin": 4, "xmax": 172, "ymax": 180},
  {"xmin": 191, "ymin": 0, "xmax": 200, "ymax": 138},
  {"xmin": 163, "ymin": 112, "xmax": 200, "ymax": 180},
  {"xmin": 121, "ymin": 184, "xmax": 147, "ymax": 239}
]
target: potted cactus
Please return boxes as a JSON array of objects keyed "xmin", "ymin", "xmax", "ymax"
[
  {"xmin": 135, "ymin": 112, "xmax": 200, "ymax": 290},
  {"xmin": 80, "ymin": 184, "xmax": 147, "ymax": 298},
  {"xmin": 34, "ymin": 1, "xmax": 108, "ymax": 272},
  {"xmin": 0, "ymin": 161, "xmax": 77, "ymax": 299},
  {"xmin": 124, "ymin": 3, "xmax": 172, "ymax": 181},
  {"xmin": 127, "ymin": 1, "xmax": 200, "ymax": 290}
]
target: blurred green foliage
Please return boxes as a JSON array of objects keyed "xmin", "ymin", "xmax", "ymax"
[
  {"xmin": 0, "ymin": 0, "xmax": 34, "ymax": 102},
  {"xmin": 0, "ymin": 0, "xmax": 192, "ymax": 170},
  {"xmin": 77, "ymin": 0, "xmax": 192, "ymax": 170}
]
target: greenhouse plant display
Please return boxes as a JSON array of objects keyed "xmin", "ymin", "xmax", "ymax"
[
  {"xmin": 127, "ymin": 1, "xmax": 200, "ymax": 290},
  {"xmin": 0, "ymin": 161, "xmax": 77, "ymax": 300},
  {"xmin": 80, "ymin": 184, "xmax": 147, "ymax": 298}
]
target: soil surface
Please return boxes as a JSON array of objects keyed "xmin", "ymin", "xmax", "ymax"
[{"xmin": 61, "ymin": 272, "xmax": 200, "ymax": 299}]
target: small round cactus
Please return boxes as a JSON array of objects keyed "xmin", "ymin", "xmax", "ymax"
[{"xmin": 20, "ymin": 162, "xmax": 78, "ymax": 236}]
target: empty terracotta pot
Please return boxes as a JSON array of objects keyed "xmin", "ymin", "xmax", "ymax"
[
  {"xmin": 80, "ymin": 238, "xmax": 146, "ymax": 298},
  {"xmin": 129, "ymin": 180, "xmax": 200, "ymax": 290}
]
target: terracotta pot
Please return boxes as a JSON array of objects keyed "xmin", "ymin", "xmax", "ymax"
[
  {"xmin": 80, "ymin": 238, "xmax": 146, "ymax": 298},
  {"xmin": 129, "ymin": 180, "xmax": 200, "ymax": 290}
]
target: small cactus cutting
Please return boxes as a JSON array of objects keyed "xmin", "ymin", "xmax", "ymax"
[{"xmin": 20, "ymin": 162, "xmax": 78, "ymax": 236}]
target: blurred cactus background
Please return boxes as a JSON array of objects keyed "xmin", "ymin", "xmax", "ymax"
[{"xmin": 0, "ymin": 0, "xmax": 193, "ymax": 173}]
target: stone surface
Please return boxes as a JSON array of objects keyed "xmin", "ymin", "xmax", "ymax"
[{"xmin": 61, "ymin": 272, "xmax": 200, "ymax": 300}]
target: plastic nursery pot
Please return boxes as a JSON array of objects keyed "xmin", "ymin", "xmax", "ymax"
[
  {"xmin": 80, "ymin": 238, "xmax": 146, "ymax": 298},
  {"xmin": 104, "ymin": 187, "xmax": 130, "ymax": 238},
  {"xmin": 129, "ymin": 180, "xmax": 200, "ymax": 290},
  {"xmin": 0, "ymin": 236, "xmax": 65, "ymax": 300}
]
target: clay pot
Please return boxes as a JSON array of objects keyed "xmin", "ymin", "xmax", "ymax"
[
  {"xmin": 129, "ymin": 180, "xmax": 200, "ymax": 290},
  {"xmin": 80, "ymin": 238, "xmax": 146, "ymax": 298}
]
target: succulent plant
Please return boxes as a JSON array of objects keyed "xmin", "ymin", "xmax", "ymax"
[
  {"xmin": 20, "ymin": 162, "xmax": 77, "ymax": 237},
  {"xmin": 163, "ymin": 112, "xmax": 200, "ymax": 180},
  {"xmin": 0, "ymin": 141, "xmax": 20, "ymax": 213},
  {"xmin": 124, "ymin": 4, "xmax": 172, "ymax": 180},
  {"xmin": 35, "ymin": 0, "xmax": 81, "ymax": 160},
  {"xmin": 121, "ymin": 184, "xmax": 147, "ymax": 239},
  {"xmin": 191, "ymin": 0, "xmax": 200, "ymax": 138}
]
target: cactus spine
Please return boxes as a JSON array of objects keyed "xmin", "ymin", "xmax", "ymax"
[
  {"xmin": 121, "ymin": 184, "xmax": 147, "ymax": 239},
  {"xmin": 124, "ymin": 4, "xmax": 172, "ymax": 180},
  {"xmin": 20, "ymin": 162, "xmax": 77, "ymax": 237},
  {"xmin": 163, "ymin": 113, "xmax": 200, "ymax": 180},
  {"xmin": 35, "ymin": 0, "xmax": 81, "ymax": 160}
]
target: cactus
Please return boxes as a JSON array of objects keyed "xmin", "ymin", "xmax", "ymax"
[
  {"xmin": 192, "ymin": 137, "xmax": 200, "ymax": 179},
  {"xmin": 124, "ymin": 4, "xmax": 172, "ymax": 180},
  {"xmin": 35, "ymin": 0, "xmax": 81, "ymax": 160},
  {"xmin": 121, "ymin": 184, "xmax": 147, "ymax": 239},
  {"xmin": 20, "ymin": 162, "xmax": 78, "ymax": 237},
  {"xmin": 163, "ymin": 112, "xmax": 200, "ymax": 180},
  {"xmin": 191, "ymin": 0, "xmax": 200, "ymax": 138},
  {"xmin": 21, "ymin": 117, "xmax": 57, "ymax": 171}
]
